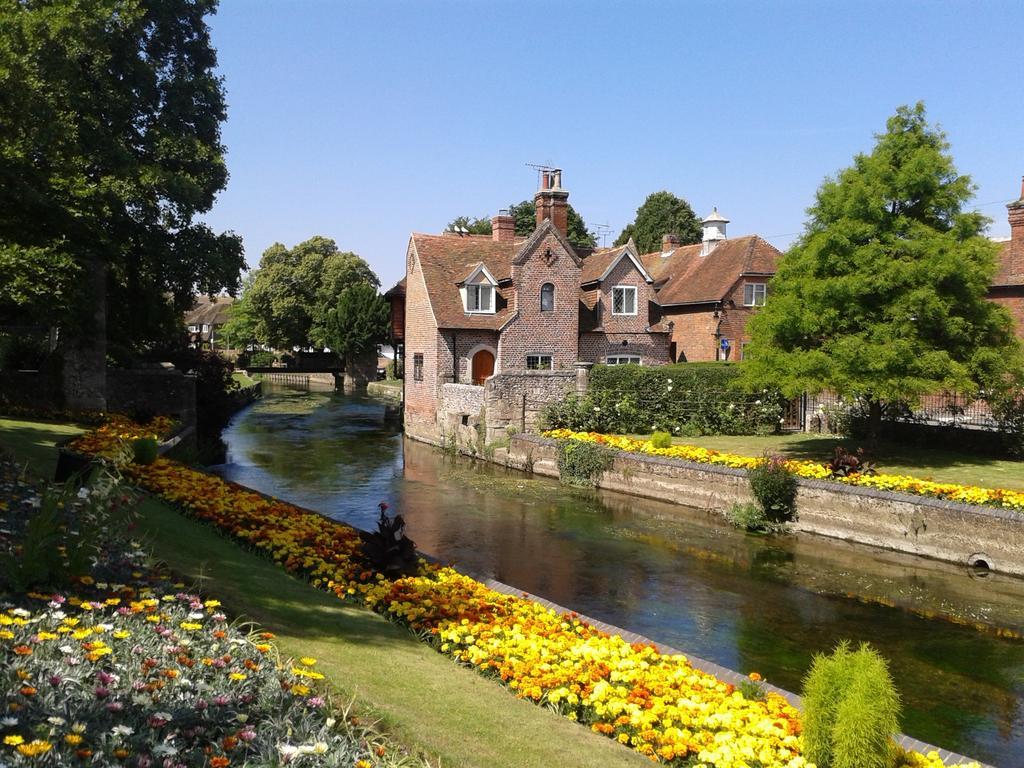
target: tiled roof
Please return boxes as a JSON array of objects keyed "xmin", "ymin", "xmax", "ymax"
[
  {"xmin": 580, "ymin": 245, "xmax": 628, "ymax": 284},
  {"xmin": 411, "ymin": 233, "xmax": 522, "ymax": 329},
  {"xmin": 184, "ymin": 295, "xmax": 234, "ymax": 326},
  {"xmin": 992, "ymin": 241, "xmax": 1022, "ymax": 287},
  {"xmin": 384, "ymin": 277, "xmax": 406, "ymax": 297},
  {"xmin": 642, "ymin": 235, "xmax": 782, "ymax": 305}
]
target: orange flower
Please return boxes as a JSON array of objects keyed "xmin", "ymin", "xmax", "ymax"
[
  {"xmin": 19, "ymin": 686, "xmax": 37, "ymax": 697},
  {"xmin": 211, "ymin": 755, "xmax": 231, "ymax": 766},
  {"xmin": 12, "ymin": 645, "xmax": 32, "ymax": 655}
]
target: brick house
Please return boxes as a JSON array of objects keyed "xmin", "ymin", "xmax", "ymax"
[
  {"xmin": 639, "ymin": 211, "xmax": 782, "ymax": 362},
  {"xmin": 402, "ymin": 170, "xmax": 671, "ymax": 433},
  {"xmin": 988, "ymin": 178, "xmax": 1024, "ymax": 335}
]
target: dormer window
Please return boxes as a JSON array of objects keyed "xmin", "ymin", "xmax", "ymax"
[
  {"xmin": 466, "ymin": 284, "xmax": 494, "ymax": 313},
  {"xmin": 461, "ymin": 263, "xmax": 498, "ymax": 314}
]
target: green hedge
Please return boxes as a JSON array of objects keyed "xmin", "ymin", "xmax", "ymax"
[{"xmin": 543, "ymin": 363, "xmax": 785, "ymax": 436}]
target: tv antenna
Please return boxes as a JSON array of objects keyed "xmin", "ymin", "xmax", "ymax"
[
  {"xmin": 526, "ymin": 162, "xmax": 558, "ymax": 188},
  {"xmin": 591, "ymin": 222, "xmax": 613, "ymax": 247}
]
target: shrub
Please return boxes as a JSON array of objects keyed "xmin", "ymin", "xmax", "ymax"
[
  {"xmin": 553, "ymin": 363, "xmax": 788, "ymax": 437},
  {"xmin": 358, "ymin": 502, "xmax": 418, "ymax": 578},
  {"xmin": 802, "ymin": 641, "xmax": 901, "ymax": 768},
  {"xmin": 828, "ymin": 446, "xmax": 875, "ymax": 477},
  {"xmin": 247, "ymin": 350, "xmax": 277, "ymax": 368},
  {"xmin": 557, "ymin": 439, "xmax": 612, "ymax": 487},
  {"xmin": 650, "ymin": 431, "xmax": 673, "ymax": 449},
  {"xmin": 749, "ymin": 454, "xmax": 798, "ymax": 524},
  {"xmin": 132, "ymin": 436, "xmax": 159, "ymax": 465},
  {"xmin": 724, "ymin": 501, "xmax": 779, "ymax": 533}
]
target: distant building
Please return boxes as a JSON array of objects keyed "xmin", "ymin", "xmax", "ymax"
[
  {"xmin": 988, "ymin": 178, "xmax": 1024, "ymax": 337},
  {"xmin": 395, "ymin": 170, "xmax": 782, "ymax": 436},
  {"xmin": 184, "ymin": 295, "xmax": 234, "ymax": 350}
]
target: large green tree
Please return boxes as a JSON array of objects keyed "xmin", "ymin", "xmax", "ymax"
[
  {"xmin": 446, "ymin": 199, "xmax": 597, "ymax": 248},
  {"xmin": 740, "ymin": 103, "xmax": 1022, "ymax": 438},
  {"xmin": 0, "ymin": 0, "xmax": 244, "ymax": 403},
  {"xmin": 614, "ymin": 191, "xmax": 702, "ymax": 253},
  {"xmin": 245, "ymin": 237, "xmax": 379, "ymax": 350},
  {"xmin": 324, "ymin": 283, "xmax": 389, "ymax": 365}
]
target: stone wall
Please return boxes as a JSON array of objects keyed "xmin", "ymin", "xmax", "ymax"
[
  {"xmin": 439, "ymin": 383, "xmax": 485, "ymax": 448},
  {"xmin": 507, "ymin": 434, "xmax": 1024, "ymax": 576},
  {"xmin": 482, "ymin": 371, "xmax": 576, "ymax": 442},
  {"xmin": 107, "ymin": 366, "xmax": 197, "ymax": 428}
]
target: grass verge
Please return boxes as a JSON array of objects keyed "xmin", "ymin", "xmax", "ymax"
[
  {"xmin": 0, "ymin": 417, "xmax": 84, "ymax": 477},
  {"xmin": 628, "ymin": 431, "xmax": 1024, "ymax": 490}
]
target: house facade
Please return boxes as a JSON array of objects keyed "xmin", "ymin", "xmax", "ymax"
[
  {"xmin": 400, "ymin": 171, "xmax": 783, "ymax": 436},
  {"xmin": 184, "ymin": 295, "xmax": 234, "ymax": 350},
  {"xmin": 988, "ymin": 178, "xmax": 1024, "ymax": 335}
]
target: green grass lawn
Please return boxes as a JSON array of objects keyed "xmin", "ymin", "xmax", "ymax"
[
  {"xmin": 232, "ymin": 370, "xmax": 258, "ymax": 388},
  {"xmin": 628, "ymin": 431, "xmax": 1024, "ymax": 490},
  {"xmin": 0, "ymin": 419, "xmax": 647, "ymax": 768},
  {"xmin": 0, "ymin": 418, "xmax": 84, "ymax": 477}
]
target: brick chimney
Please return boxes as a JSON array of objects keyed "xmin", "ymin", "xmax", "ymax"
[
  {"xmin": 661, "ymin": 233, "xmax": 681, "ymax": 254},
  {"xmin": 534, "ymin": 168, "xmax": 569, "ymax": 235},
  {"xmin": 492, "ymin": 209, "xmax": 515, "ymax": 242},
  {"xmin": 1009, "ymin": 176, "xmax": 1024, "ymax": 276}
]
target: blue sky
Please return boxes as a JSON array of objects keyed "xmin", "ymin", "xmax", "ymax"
[{"xmin": 202, "ymin": 0, "xmax": 1024, "ymax": 290}]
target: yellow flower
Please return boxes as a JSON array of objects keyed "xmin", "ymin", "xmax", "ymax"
[
  {"xmin": 229, "ymin": 672, "xmax": 247, "ymax": 681},
  {"xmin": 64, "ymin": 734, "xmax": 83, "ymax": 746},
  {"xmin": 299, "ymin": 657, "xmax": 317, "ymax": 666},
  {"xmin": 16, "ymin": 740, "xmax": 52, "ymax": 757},
  {"xmin": 4, "ymin": 734, "xmax": 24, "ymax": 746}
]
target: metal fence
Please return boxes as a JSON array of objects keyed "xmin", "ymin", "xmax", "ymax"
[{"xmin": 806, "ymin": 391, "xmax": 1000, "ymax": 433}]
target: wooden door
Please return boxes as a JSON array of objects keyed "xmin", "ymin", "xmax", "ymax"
[{"xmin": 471, "ymin": 349, "xmax": 494, "ymax": 385}]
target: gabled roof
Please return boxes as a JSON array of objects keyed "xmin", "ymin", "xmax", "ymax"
[
  {"xmin": 410, "ymin": 233, "xmax": 521, "ymax": 329},
  {"xmin": 459, "ymin": 263, "xmax": 498, "ymax": 286},
  {"xmin": 512, "ymin": 219, "xmax": 583, "ymax": 267},
  {"xmin": 641, "ymin": 235, "xmax": 782, "ymax": 305},
  {"xmin": 580, "ymin": 238, "xmax": 653, "ymax": 284},
  {"xmin": 184, "ymin": 295, "xmax": 234, "ymax": 326},
  {"xmin": 384, "ymin": 277, "xmax": 406, "ymax": 298}
]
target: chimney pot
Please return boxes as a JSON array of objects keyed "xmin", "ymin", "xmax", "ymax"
[{"xmin": 534, "ymin": 168, "xmax": 569, "ymax": 235}]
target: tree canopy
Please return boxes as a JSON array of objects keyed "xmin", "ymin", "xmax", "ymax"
[
  {"xmin": 239, "ymin": 237, "xmax": 379, "ymax": 350},
  {"xmin": 0, "ymin": 0, "xmax": 244, "ymax": 355},
  {"xmin": 324, "ymin": 283, "xmax": 390, "ymax": 364},
  {"xmin": 739, "ymin": 103, "xmax": 1021, "ymax": 434},
  {"xmin": 614, "ymin": 191, "xmax": 702, "ymax": 253},
  {"xmin": 447, "ymin": 200, "xmax": 597, "ymax": 248}
]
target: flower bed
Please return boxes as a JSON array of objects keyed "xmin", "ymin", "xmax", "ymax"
[
  {"xmin": 544, "ymin": 429, "xmax": 1024, "ymax": 514},
  {"xmin": 0, "ymin": 461, "xmax": 412, "ymax": 767},
  {"xmin": 61, "ymin": 419, "xmax": 978, "ymax": 768}
]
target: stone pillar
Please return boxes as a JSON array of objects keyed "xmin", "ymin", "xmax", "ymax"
[
  {"xmin": 62, "ymin": 256, "xmax": 107, "ymax": 411},
  {"xmin": 343, "ymin": 349, "xmax": 378, "ymax": 392},
  {"xmin": 575, "ymin": 361, "xmax": 592, "ymax": 396}
]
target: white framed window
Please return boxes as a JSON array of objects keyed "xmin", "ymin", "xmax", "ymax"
[
  {"xmin": 611, "ymin": 285, "xmax": 637, "ymax": 315},
  {"xmin": 466, "ymin": 284, "xmax": 494, "ymax": 313},
  {"xmin": 526, "ymin": 354, "xmax": 553, "ymax": 370},
  {"xmin": 743, "ymin": 282, "xmax": 767, "ymax": 307},
  {"xmin": 606, "ymin": 355, "xmax": 641, "ymax": 365},
  {"xmin": 188, "ymin": 325, "xmax": 198, "ymax": 333}
]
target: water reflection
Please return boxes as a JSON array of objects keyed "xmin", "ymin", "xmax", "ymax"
[{"xmin": 217, "ymin": 389, "xmax": 1024, "ymax": 764}]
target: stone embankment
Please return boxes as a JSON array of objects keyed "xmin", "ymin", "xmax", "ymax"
[{"xmin": 496, "ymin": 434, "xmax": 1024, "ymax": 578}]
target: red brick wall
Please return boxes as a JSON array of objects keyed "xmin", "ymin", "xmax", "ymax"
[
  {"xmin": 579, "ymin": 332, "xmax": 671, "ymax": 365},
  {"xmin": 659, "ymin": 278, "xmax": 768, "ymax": 362},
  {"xmin": 452, "ymin": 331, "xmax": 500, "ymax": 382},
  {"xmin": 989, "ymin": 288, "xmax": 1024, "ymax": 342},
  {"xmin": 388, "ymin": 295, "xmax": 405, "ymax": 342},
  {"xmin": 499, "ymin": 232, "xmax": 580, "ymax": 371},
  {"xmin": 403, "ymin": 241, "xmax": 442, "ymax": 431},
  {"xmin": 598, "ymin": 256, "xmax": 655, "ymax": 334}
]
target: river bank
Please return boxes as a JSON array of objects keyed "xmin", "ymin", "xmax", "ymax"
[{"xmin": 219, "ymin": 389, "xmax": 1024, "ymax": 764}]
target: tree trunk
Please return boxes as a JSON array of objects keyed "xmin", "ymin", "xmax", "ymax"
[
  {"xmin": 866, "ymin": 397, "xmax": 883, "ymax": 446},
  {"xmin": 62, "ymin": 255, "xmax": 107, "ymax": 411}
]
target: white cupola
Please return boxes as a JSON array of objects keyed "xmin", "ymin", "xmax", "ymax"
[{"xmin": 701, "ymin": 207, "xmax": 729, "ymax": 256}]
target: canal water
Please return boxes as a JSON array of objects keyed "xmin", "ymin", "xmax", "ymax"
[{"xmin": 217, "ymin": 388, "xmax": 1024, "ymax": 766}]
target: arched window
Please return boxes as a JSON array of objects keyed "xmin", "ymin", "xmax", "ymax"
[{"xmin": 540, "ymin": 282, "xmax": 555, "ymax": 312}]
